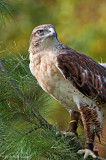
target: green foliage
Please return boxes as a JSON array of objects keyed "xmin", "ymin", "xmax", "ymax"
[
  {"xmin": 0, "ymin": 0, "xmax": 105, "ymax": 159},
  {"xmin": 0, "ymin": 0, "xmax": 106, "ymax": 62},
  {"xmin": 0, "ymin": 0, "xmax": 17, "ymax": 26},
  {"xmin": 0, "ymin": 122, "xmax": 81, "ymax": 160},
  {"xmin": 0, "ymin": 54, "xmax": 99, "ymax": 160}
]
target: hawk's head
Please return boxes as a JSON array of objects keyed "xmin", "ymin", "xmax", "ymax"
[{"xmin": 29, "ymin": 24, "xmax": 58, "ymax": 53}]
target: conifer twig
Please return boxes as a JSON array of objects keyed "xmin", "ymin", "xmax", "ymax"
[{"xmin": 0, "ymin": 59, "xmax": 53, "ymax": 130}]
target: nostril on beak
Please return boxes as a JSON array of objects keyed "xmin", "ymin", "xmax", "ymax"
[
  {"xmin": 48, "ymin": 27, "xmax": 56, "ymax": 37},
  {"xmin": 49, "ymin": 28, "xmax": 54, "ymax": 32}
]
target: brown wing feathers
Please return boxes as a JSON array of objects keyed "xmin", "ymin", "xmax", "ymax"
[{"xmin": 57, "ymin": 50, "xmax": 106, "ymax": 103}]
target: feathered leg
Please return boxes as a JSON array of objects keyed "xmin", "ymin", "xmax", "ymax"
[
  {"xmin": 77, "ymin": 102, "xmax": 102, "ymax": 159},
  {"xmin": 57, "ymin": 110, "xmax": 80, "ymax": 136},
  {"xmin": 67, "ymin": 110, "xmax": 80, "ymax": 135}
]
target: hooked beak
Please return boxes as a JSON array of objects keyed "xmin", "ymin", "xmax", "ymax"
[{"xmin": 48, "ymin": 27, "xmax": 57, "ymax": 37}]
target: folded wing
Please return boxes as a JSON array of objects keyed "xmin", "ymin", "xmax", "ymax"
[{"xmin": 57, "ymin": 49, "xmax": 106, "ymax": 104}]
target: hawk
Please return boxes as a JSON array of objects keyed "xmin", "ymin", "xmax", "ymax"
[{"xmin": 29, "ymin": 24, "xmax": 106, "ymax": 159}]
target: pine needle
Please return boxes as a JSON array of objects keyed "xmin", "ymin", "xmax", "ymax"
[{"xmin": 0, "ymin": 55, "xmax": 101, "ymax": 160}]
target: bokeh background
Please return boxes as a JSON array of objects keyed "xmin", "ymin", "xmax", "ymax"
[
  {"xmin": 0, "ymin": 0, "xmax": 106, "ymax": 157},
  {"xmin": 0, "ymin": 0, "xmax": 106, "ymax": 62}
]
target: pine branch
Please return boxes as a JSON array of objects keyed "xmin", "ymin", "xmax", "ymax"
[
  {"xmin": 0, "ymin": 59, "xmax": 53, "ymax": 130},
  {"xmin": 0, "ymin": 58, "xmax": 103, "ymax": 160},
  {"xmin": 0, "ymin": 0, "xmax": 13, "ymax": 25}
]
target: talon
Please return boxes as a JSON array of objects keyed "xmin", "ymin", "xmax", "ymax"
[
  {"xmin": 78, "ymin": 149, "xmax": 96, "ymax": 159},
  {"xmin": 56, "ymin": 131, "xmax": 75, "ymax": 137},
  {"xmin": 62, "ymin": 131, "xmax": 75, "ymax": 136}
]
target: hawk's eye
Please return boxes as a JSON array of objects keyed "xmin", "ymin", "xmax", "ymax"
[{"xmin": 36, "ymin": 30, "xmax": 44, "ymax": 35}]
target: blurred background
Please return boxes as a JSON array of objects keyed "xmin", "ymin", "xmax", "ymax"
[
  {"xmin": 0, "ymin": 0, "xmax": 106, "ymax": 62},
  {"xmin": 0, "ymin": 0, "xmax": 106, "ymax": 157}
]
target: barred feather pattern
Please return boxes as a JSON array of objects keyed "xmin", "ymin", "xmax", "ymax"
[
  {"xmin": 29, "ymin": 24, "xmax": 106, "ymax": 155},
  {"xmin": 57, "ymin": 50, "xmax": 106, "ymax": 105},
  {"xmin": 79, "ymin": 103, "xmax": 102, "ymax": 143}
]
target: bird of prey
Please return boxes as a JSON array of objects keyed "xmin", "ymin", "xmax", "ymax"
[{"xmin": 29, "ymin": 24, "xmax": 106, "ymax": 159}]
